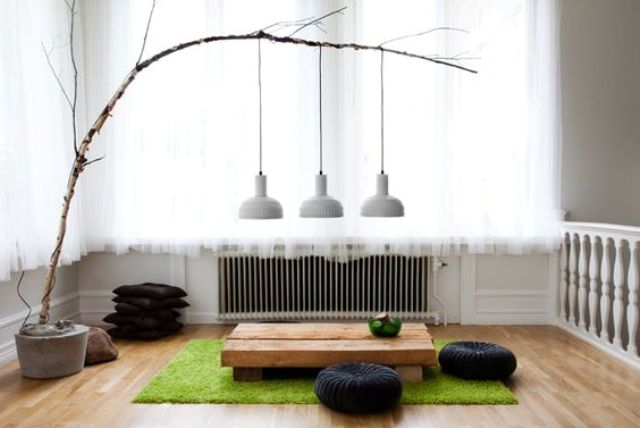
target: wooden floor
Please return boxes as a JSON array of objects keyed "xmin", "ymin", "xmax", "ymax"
[{"xmin": 1, "ymin": 324, "xmax": 639, "ymax": 428}]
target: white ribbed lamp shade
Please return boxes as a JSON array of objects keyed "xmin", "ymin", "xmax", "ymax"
[
  {"xmin": 239, "ymin": 174, "xmax": 283, "ymax": 219},
  {"xmin": 360, "ymin": 173, "xmax": 404, "ymax": 217},
  {"xmin": 299, "ymin": 174, "xmax": 344, "ymax": 218}
]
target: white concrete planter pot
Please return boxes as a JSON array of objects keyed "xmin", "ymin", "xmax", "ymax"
[{"xmin": 15, "ymin": 324, "xmax": 89, "ymax": 379}]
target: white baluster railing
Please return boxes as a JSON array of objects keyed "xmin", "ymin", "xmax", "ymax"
[
  {"xmin": 560, "ymin": 235, "xmax": 568, "ymax": 321},
  {"xmin": 559, "ymin": 222, "xmax": 640, "ymax": 369},
  {"xmin": 588, "ymin": 236, "xmax": 600, "ymax": 336},
  {"xmin": 613, "ymin": 240, "xmax": 625, "ymax": 349},
  {"xmin": 600, "ymin": 238, "xmax": 613, "ymax": 343},
  {"xmin": 568, "ymin": 233, "xmax": 579, "ymax": 325},
  {"xmin": 627, "ymin": 242, "xmax": 639, "ymax": 356},
  {"xmin": 578, "ymin": 233, "xmax": 590, "ymax": 330}
]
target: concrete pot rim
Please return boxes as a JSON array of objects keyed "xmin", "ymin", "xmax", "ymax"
[{"xmin": 15, "ymin": 324, "xmax": 89, "ymax": 341}]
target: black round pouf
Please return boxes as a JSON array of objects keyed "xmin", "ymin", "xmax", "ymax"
[
  {"xmin": 438, "ymin": 341, "xmax": 517, "ymax": 380},
  {"xmin": 314, "ymin": 362, "xmax": 403, "ymax": 414}
]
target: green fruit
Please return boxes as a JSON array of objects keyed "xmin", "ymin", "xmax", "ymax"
[
  {"xmin": 382, "ymin": 323, "xmax": 398, "ymax": 335},
  {"xmin": 368, "ymin": 316, "xmax": 402, "ymax": 337}
]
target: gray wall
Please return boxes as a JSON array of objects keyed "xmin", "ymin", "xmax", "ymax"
[
  {"xmin": 560, "ymin": 0, "xmax": 640, "ymax": 226},
  {"xmin": 76, "ymin": 252, "xmax": 554, "ymax": 326},
  {"xmin": 0, "ymin": 266, "xmax": 79, "ymax": 361},
  {"xmin": 0, "ymin": 266, "xmax": 78, "ymax": 322}
]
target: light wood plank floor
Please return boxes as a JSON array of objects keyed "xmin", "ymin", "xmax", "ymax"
[{"xmin": 1, "ymin": 324, "xmax": 638, "ymax": 428}]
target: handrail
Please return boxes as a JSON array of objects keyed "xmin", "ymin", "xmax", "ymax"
[
  {"xmin": 562, "ymin": 221, "xmax": 640, "ymax": 236},
  {"xmin": 558, "ymin": 222, "xmax": 640, "ymax": 369}
]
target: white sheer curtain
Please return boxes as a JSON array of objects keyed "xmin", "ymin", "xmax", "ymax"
[
  {"xmin": 0, "ymin": 0, "xmax": 561, "ymax": 279},
  {"xmin": 0, "ymin": 0, "xmax": 86, "ymax": 280}
]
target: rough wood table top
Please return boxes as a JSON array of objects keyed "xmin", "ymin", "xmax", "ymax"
[{"xmin": 221, "ymin": 323, "xmax": 437, "ymax": 370}]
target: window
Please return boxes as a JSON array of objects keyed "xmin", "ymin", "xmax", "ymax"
[{"xmin": 0, "ymin": 0, "xmax": 560, "ymax": 279}]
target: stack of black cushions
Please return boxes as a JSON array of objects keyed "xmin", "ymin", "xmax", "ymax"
[{"xmin": 104, "ymin": 283, "xmax": 189, "ymax": 340}]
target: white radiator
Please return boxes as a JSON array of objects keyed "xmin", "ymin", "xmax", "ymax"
[{"xmin": 217, "ymin": 255, "xmax": 439, "ymax": 322}]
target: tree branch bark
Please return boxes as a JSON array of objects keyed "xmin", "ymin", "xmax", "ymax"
[{"xmin": 37, "ymin": 29, "xmax": 476, "ymax": 324}]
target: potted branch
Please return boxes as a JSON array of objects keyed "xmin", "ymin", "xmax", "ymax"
[
  {"xmin": 13, "ymin": 0, "xmax": 90, "ymax": 379},
  {"xmin": 12, "ymin": 1, "xmax": 473, "ymax": 378}
]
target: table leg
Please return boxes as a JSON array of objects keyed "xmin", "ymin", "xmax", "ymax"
[
  {"xmin": 396, "ymin": 365, "xmax": 423, "ymax": 382},
  {"xmin": 233, "ymin": 368, "xmax": 263, "ymax": 381}
]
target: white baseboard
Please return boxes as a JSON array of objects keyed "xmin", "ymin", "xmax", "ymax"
[
  {"xmin": 0, "ymin": 292, "xmax": 80, "ymax": 366},
  {"xmin": 78, "ymin": 290, "xmax": 113, "ymax": 325},
  {"xmin": 463, "ymin": 287, "xmax": 553, "ymax": 325},
  {"xmin": 186, "ymin": 312, "xmax": 219, "ymax": 324},
  {"xmin": 79, "ymin": 311, "xmax": 110, "ymax": 326},
  {"xmin": 0, "ymin": 340, "xmax": 18, "ymax": 364},
  {"xmin": 474, "ymin": 310, "xmax": 550, "ymax": 325},
  {"xmin": 555, "ymin": 321, "xmax": 640, "ymax": 371}
]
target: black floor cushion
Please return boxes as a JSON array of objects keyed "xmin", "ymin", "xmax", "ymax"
[
  {"xmin": 112, "ymin": 295, "xmax": 190, "ymax": 310},
  {"xmin": 438, "ymin": 341, "xmax": 517, "ymax": 380},
  {"xmin": 314, "ymin": 362, "xmax": 403, "ymax": 414},
  {"xmin": 107, "ymin": 327, "xmax": 171, "ymax": 341},
  {"xmin": 113, "ymin": 283, "xmax": 187, "ymax": 299}
]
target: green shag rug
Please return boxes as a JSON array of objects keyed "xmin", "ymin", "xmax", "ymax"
[{"xmin": 134, "ymin": 339, "xmax": 517, "ymax": 405}]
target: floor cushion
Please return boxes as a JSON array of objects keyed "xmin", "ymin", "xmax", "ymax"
[
  {"xmin": 438, "ymin": 341, "xmax": 517, "ymax": 380},
  {"xmin": 107, "ymin": 327, "xmax": 171, "ymax": 341},
  {"xmin": 103, "ymin": 313, "xmax": 165, "ymax": 330},
  {"xmin": 114, "ymin": 303, "xmax": 180, "ymax": 321},
  {"xmin": 112, "ymin": 295, "xmax": 190, "ymax": 310},
  {"xmin": 109, "ymin": 324, "xmax": 140, "ymax": 335},
  {"xmin": 314, "ymin": 362, "xmax": 403, "ymax": 414},
  {"xmin": 159, "ymin": 320, "xmax": 184, "ymax": 332},
  {"xmin": 113, "ymin": 283, "xmax": 187, "ymax": 299}
]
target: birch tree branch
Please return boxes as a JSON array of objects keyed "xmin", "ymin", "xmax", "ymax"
[
  {"xmin": 41, "ymin": 43, "xmax": 73, "ymax": 110},
  {"xmin": 41, "ymin": 0, "xmax": 79, "ymax": 156},
  {"xmin": 288, "ymin": 6, "xmax": 346, "ymax": 36},
  {"xmin": 67, "ymin": 0, "xmax": 79, "ymax": 156},
  {"xmin": 38, "ymin": 6, "xmax": 477, "ymax": 324},
  {"xmin": 136, "ymin": 0, "xmax": 157, "ymax": 66},
  {"xmin": 136, "ymin": 31, "xmax": 478, "ymax": 74},
  {"xmin": 379, "ymin": 27, "xmax": 469, "ymax": 47}
]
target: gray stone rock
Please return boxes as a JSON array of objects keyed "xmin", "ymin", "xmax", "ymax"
[{"xmin": 85, "ymin": 327, "xmax": 119, "ymax": 365}]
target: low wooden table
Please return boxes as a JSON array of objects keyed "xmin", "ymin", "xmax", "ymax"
[{"xmin": 221, "ymin": 323, "xmax": 437, "ymax": 382}]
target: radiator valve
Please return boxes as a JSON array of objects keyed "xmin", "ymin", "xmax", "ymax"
[{"xmin": 433, "ymin": 258, "xmax": 448, "ymax": 271}]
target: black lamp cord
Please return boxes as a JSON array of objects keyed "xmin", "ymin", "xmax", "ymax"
[
  {"xmin": 260, "ymin": 45, "xmax": 380, "ymax": 175},
  {"xmin": 258, "ymin": 39, "xmax": 263, "ymax": 175},
  {"xmin": 319, "ymin": 46, "xmax": 323, "ymax": 175},
  {"xmin": 380, "ymin": 50, "xmax": 385, "ymax": 174}
]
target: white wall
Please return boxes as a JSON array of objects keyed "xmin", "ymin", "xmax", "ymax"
[
  {"xmin": 560, "ymin": 0, "xmax": 640, "ymax": 226},
  {"xmin": 0, "ymin": 265, "xmax": 79, "ymax": 363},
  {"xmin": 76, "ymin": 252, "xmax": 556, "ymax": 326},
  {"xmin": 0, "ymin": 250, "xmax": 554, "ymax": 364},
  {"xmin": 460, "ymin": 254, "xmax": 557, "ymax": 325},
  {"xmin": 77, "ymin": 251, "xmax": 219, "ymax": 325},
  {"xmin": 77, "ymin": 252, "xmax": 187, "ymax": 324}
]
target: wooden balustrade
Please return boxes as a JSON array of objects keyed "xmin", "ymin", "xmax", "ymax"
[{"xmin": 559, "ymin": 222, "xmax": 640, "ymax": 367}]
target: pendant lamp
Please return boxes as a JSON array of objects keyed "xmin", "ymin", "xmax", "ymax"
[
  {"xmin": 239, "ymin": 40, "xmax": 283, "ymax": 220},
  {"xmin": 360, "ymin": 50, "xmax": 404, "ymax": 217},
  {"xmin": 300, "ymin": 46, "xmax": 344, "ymax": 218}
]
